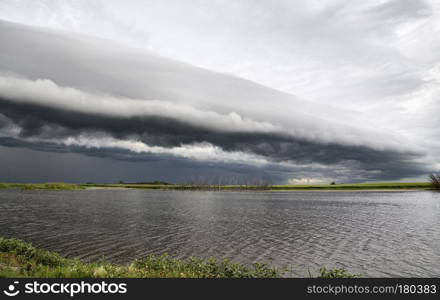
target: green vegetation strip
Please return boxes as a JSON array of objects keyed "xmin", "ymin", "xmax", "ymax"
[
  {"xmin": 0, "ymin": 238, "xmax": 358, "ymax": 278},
  {"xmin": 81, "ymin": 182, "xmax": 431, "ymax": 190},
  {"xmin": 0, "ymin": 182, "xmax": 431, "ymax": 191},
  {"xmin": 0, "ymin": 183, "xmax": 84, "ymax": 190},
  {"xmin": 271, "ymin": 182, "xmax": 431, "ymax": 190}
]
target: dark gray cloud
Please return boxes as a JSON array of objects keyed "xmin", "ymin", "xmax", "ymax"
[
  {"xmin": 0, "ymin": 97, "xmax": 421, "ymax": 164},
  {"xmin": 0, "ymin": 15, "xmax": 435, "ymax": 183},
  {"xmin": 0, "ymin": 145, "xmax": 276, "ymax": 184},
  {"xmin": 0, "ymin": 96, "xmax": 429, "ymax": 183}
]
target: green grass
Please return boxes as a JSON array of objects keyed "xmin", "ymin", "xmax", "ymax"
[
  {"xmin": 0, "ymin": 183, "xmax": 84, "ymax": 190},
  {"xmin": 271, "ymin": 182, "xmax": 431, "ymax": 190},
  {"xmin": 0, "ymin": 237, "xmax": 279, "ymax": 278},
  {"xmin": 0, "ymin": 237, "xmax": 357, "ymax": 278},
  {"xmin": 81, "ymin": 182, "xmax": 430, "ymax": 191},
  {"xmin": 317, "ymin": 267, "xmax": 360, "ymax": 278}
]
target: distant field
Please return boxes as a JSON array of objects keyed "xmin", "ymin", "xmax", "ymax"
[
  {"xmin": 81, "ymin": 182, "xmax": 432, "ymax": 190},
  {"xmin": 271, "ymin": 182, "xmax": 431, "ymax": 190},
  {"xmin": 0, "ymin": 183, "xmax": 84, "ymax": 190},
  {"xmin": 0, "ymin": 182, "xmax": 431, "ymax": 190}
]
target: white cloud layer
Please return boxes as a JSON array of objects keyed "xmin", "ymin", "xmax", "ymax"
[{"xmin": 0, "ymin": 74, "xmax": 417, "ymax": 153}]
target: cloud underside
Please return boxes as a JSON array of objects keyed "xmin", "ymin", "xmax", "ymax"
[{"xmin": 0, "ymin": 93, "xmax": 427, "ymax": 182}]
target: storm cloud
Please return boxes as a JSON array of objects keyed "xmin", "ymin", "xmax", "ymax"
[{"xmin": 0, "ymin": 0, "xmax": 438, "ymax": 183}]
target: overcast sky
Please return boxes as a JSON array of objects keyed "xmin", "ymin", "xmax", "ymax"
[{"xmin": 0, "ymin": 0, "xmax": 439, "ymax": 183}]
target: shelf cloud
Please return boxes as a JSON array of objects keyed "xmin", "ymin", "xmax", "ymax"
[{"xmin": 0, "ymin": 0, "xmax": 438, "ymax": 184}]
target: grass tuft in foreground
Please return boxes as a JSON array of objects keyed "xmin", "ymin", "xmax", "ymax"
[
  {"xmin": 0, "ymin": 238, "xmax": 278, "ymax": 278},
  {"xmin": 0, "ymin": 238, "xmax": 359, "ymax": 278},
  {"xmin": 317, "ymin": 267, "xmax": 360, "ymax": 278}
]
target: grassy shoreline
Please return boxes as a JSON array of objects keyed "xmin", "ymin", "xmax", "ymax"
[
  {"xmin": 0, "ymin": 182, "xmax": 84, "ymax": 190},
  {"xmin": 0, "ymin": 237, "xmax": 358, "ymax": 278},
  {"xmin": 0, "ymin": 182, "xmax": 431, "ymax": 191}
]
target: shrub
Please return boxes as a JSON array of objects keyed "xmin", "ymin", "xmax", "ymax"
[{"xmin": 429, "ymin": 174, "xmax": 440, "ymax": 189}]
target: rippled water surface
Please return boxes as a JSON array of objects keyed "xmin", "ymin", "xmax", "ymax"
[{"xmin": 1, "ymin": 189, "xmax": 439, "ymax": 276}]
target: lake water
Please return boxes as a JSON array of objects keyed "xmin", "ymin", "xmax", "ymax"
[{"xmin": 0, "ymin": 189, "xmax": 439, "ymax": 277}]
